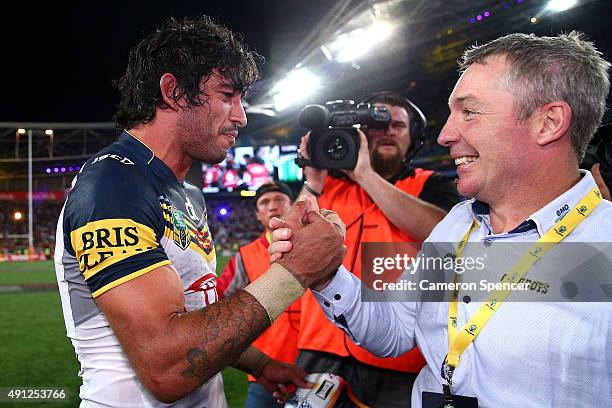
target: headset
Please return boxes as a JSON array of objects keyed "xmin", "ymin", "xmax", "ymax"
[{"xmin": 361, "ymin": 90, "xmax": 428, "ymax": 180}]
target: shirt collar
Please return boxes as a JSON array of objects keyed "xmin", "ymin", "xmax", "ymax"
[
  {"xmin": 469, "ymin": 200, "xmax": 537, "ymax": 235},
  {"xmin": 468, "ymin": 170, "xmax": 596, "ymax": 236},
  {"xmin": 527, "ymin": 170, "xmax": 597, "ymax": 236}
]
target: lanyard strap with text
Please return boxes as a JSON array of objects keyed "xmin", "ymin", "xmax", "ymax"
[{"xmin": 441, "ymin": 187, "xmax": 602, "ymax": 403}]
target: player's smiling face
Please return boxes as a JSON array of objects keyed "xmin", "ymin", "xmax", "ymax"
[{"xmin": 181, "ymin": 70, "xmax": 247, "ymax": 164}]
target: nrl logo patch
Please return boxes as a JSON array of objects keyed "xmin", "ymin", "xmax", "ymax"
[{"xmin": 171, "ymin": 206, "xmax": 191, "ymax": 250}]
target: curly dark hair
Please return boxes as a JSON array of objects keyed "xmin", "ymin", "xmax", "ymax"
[{"xmin": 113, "ymin": 16, "xmax": 261, "ymax": 130}]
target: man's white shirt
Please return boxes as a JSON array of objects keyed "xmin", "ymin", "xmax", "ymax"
[{"xmin": 313, "ymin": 171, "xmax": 612, "ymax": 408}]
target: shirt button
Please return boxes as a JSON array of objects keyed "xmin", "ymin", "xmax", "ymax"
[
  {"xmin": 334, "ymin": 294, "xmax": 341, "ymax": 300},
  {"xmin": 324, "ymin": 301, "xmax": 331, "ymax": 307},
  {"xmin": 463, "ymin": 295, "xmax": 471, "ymax": 304}
]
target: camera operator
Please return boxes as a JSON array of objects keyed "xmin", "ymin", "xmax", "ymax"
[
  {"xmin": 296, "ymin": 91, "xmax": 460, "ymax": 407},
  {"xmin": 584, "ymin": 123, "xmax": 612, "ymax": 200}
]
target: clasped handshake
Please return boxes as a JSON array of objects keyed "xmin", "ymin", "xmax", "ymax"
[{"xmin": 268, "ymin": 195, "xmax": 346, "ymax": 291}]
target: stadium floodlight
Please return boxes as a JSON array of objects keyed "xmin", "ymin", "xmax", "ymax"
[
  {"xmin": 272, "ymin": 67, "xmax": 321, "ymax": 112},
  {"xmin": 546, "ymin": 0, "xmax": 578, "ymax": 12},
  {"xmin": 321, "ymin": 21, "xmax": 394, "ymax": 63},
  {"xmin": 45, "ymin": 129, "xmax": 54, "ymax": 135},
  {"xmin": 17, "ymin": 128, "xmax": 26, "ymax": 135}
]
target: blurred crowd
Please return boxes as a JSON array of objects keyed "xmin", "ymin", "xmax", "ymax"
[
  {"xmin": 206, "ymin": 197, "xmax": 263, "ymax": 256},
  {"xmin": 0, "ymin": 197, "xmax": 265, "ymax": 259},
  {"xmin": 0, "ymin": 200, "xmax": 63, "ymax": 257}
]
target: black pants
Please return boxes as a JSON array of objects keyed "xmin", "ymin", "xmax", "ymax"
[{"xmin": 296, "ymin": 350, "xmax": 418, "ymax": 408}]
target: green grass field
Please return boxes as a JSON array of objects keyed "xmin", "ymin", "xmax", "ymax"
[{"xmin": 0, "ymin": 258, "xmax": 249, "ymax": 407}]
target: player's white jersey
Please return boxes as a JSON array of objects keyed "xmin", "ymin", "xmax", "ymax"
[{"xmin": 55, "ymin": 132, "xmax": 225, "ymax": 407}]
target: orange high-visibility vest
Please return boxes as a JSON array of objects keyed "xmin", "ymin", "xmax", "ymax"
[
  {"xmin": 298, "ymin": 169, "xmax": 432, "ymax": 372},
  {"xmin": 240, "ymin": 236, "xmax": 302, "ymax": 381}
]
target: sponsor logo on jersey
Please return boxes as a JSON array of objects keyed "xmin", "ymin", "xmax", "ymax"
[
  {"xmin": 92, "ymin": 153, "xmax": 135, "ymax": 165},
  {"xmin": 185, "ymin": 197, "xmax": 199, "ymax": 221},
  {"xmin": 70, "ymin": 219, "xmax": 157, "ymax": 279}
]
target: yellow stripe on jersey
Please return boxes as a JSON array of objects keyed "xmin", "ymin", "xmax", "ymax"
[
  {"xmin": 91, "ymin": 259, "xmax": 172, "ymax": 298},
  {"xmin": 70, "ymin": 218, "xmax": 159, "ymax": 280}
]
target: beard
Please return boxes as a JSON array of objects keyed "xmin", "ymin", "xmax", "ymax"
[
  {"xmin": 371, "ymin": 139, "xmax": 404, "ymax": 179},
  {"xmin": 180, "ymin": 109, "xmax": 229, "ymax": 164}
]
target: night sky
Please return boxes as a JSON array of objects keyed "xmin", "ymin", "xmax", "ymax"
[
  {"xmin": 3, "ymin": 0, "xmax": 612, "ymax": 124},
  {"xmin": 2, "ymin": 0, "xmax": 332, "ymax": 123}
]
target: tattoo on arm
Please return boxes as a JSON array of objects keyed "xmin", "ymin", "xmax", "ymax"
[
  {"xmin": 181, "ymin": 349, "xmax": 207, "ymax": 379},
  {"xmin": 180, "ymin": 290, "xmax": 269, "ymax": 383}
]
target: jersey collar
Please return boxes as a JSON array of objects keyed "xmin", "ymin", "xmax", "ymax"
[{"xmin": 119, "ymin": 131, "xmax": 180, "ymax": 185}]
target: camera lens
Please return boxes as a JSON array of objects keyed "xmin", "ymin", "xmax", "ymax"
[
  {"xmin": 309, "ymin": 128, "xmax": 359, "ymax": 169},
  {"xmin": 325, "ymin": 136, "xmax": 349, "ymax": 161}
]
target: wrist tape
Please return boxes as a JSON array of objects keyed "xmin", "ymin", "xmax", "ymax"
[
  {"xmin": 244, "ymin": 263, "xmax": 305, "ymax": 324},
  {"xmin": 234, "ymin": 346, "xmax": 271, "ymax": 378}
]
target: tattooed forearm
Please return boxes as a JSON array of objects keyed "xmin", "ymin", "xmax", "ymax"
[
  {"xmin": 179, "ymin": 290, "xmax": 269, "ymax": 384},
  {"xmin": 180, "ymin": 348, "xmax": 207, "ymax": 379}
]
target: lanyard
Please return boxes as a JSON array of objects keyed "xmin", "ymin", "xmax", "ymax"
[{"xmin": 441, "ymin": 187, "xmax": 602, "ymax": 406}]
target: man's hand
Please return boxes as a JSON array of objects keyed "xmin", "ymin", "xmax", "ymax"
[
  {"xmin": 592, "ymin": 163, "xmax": 611, "ymax": 200},
  {"xmin": 318, "ymin": 209, "xmax": 346, "ymax": 238},
  {"xmin": 300, "ymin": 133, "xmax": 327, "ymax": 194},
  {"xmin": 341, "ymin": 130, "xmax": 375, "ymax": 183},
  {"xmin": 256, "ymin": 360, "xmax": 312, "ymax": 404},
  {"xmin": 270, "ymin": 199, "xmax": 345, "ymax": 288},
  {"xmin": 268, "ymin": 197, "xmax": 345, "ymax": 263}
]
